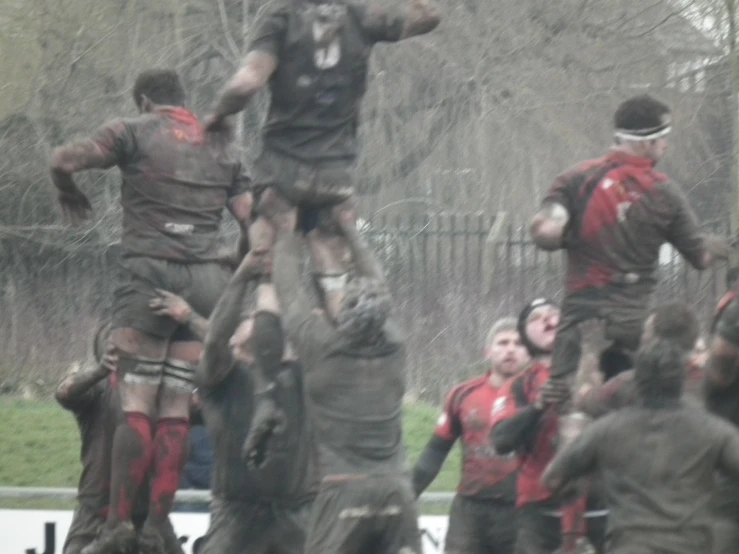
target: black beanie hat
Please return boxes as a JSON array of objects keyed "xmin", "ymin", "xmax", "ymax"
[{"xmin": 517, "ymin": 298, "xmax": 559, "ymax": 356}]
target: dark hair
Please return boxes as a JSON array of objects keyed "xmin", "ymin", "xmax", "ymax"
[
  {"xmin": 651, "ymin": 302, "xmax": 700, "ymax": 351},
  {"xmin": 252, "ymin": 311, "xmax": 285, "ymax": 378},
  {"xmin": 634, "ymin": 338, "xmax": 686, "ymax": 403},
  {"xmin": 614, "ymin": 95, "xmax": 670, "ymax": 132},
  {"xmin": 132, "ymin": 69, "xmax": 186, "ymax": 109}
]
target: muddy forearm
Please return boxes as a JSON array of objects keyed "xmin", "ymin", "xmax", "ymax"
[
  {"xmin": 492, "ymin": 406, "xmax": 543, "ymax": 454},
  {"xmin": 185, "ymin": 311, "xmax": 210, "ymax": 343},
  {"xmin": 55, "ymin": 365, "xmax": 108, "ymax": 409},
  {"xmin": 401, "ymin": 0, "xmax": 441, "ymax": 39},
  {"xmin": 412, "ymin": 435, "xmax": 454, "ymax": 497},
  {"xmin": 212, "ymin": 87, "xmax": 254, "ymax": 121},
  {"xmin": 345, "ymin": 230, "xmax": 384, "ymax": 281},
  {"xmin": 201, "ymin": 262, "xmax": 255, "ymax": 384},
  {"xmin": 274, "ymin": 234, "xmax": 315, "ymax": 334},
  {"xmin": 212, "ymin": 52, "xmax": 276, "ymax": 120}
]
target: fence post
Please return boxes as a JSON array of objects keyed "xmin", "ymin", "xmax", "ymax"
[{"xmin": 482, "ymin": 212, "xmax": 507, "ymax": 294}]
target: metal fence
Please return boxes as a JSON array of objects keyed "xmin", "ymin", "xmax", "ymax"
[
  {"xmin": 361, "ymin": 214, "xmax": 726, "ymax": 400},
  {"xmin": 0, "ymin": 215, "xmax": 729, "ymax": 400}
]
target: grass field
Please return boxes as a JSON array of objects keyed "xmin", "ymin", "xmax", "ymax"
[{"xmin": 0, "ymin": 398, "xmax": 459, "ymax": 510}]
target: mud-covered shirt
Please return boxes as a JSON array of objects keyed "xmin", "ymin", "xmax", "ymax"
[
  {"xmin": 200, "ymin": 361, "xmax": 317, "ymax": 504},
  {"xmin": 250, "ymin": 1, "xmax": 405, "ymax": 162},
  {"xmin": 544, "ymin": 150, "xmax": 707, "ymax": 294},
  {"xmin": 491, "ymin": 362, "xmax": 559, "ymax": 508},
  {"xmin": 274, "ymin": 235, "xmax": 407, "ymax": 477},
  {"xmin": 89, "ymin": 107, "xmax": 248, "ymax": 262},
  {"xmin": 435, "ymin": 374, "xmax": 518, "ymax": 500},
  {"xmin": 546, "ymin": 404, "xmax": 739, "ymax": 553}
]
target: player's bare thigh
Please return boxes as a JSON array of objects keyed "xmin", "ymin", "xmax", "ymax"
[
  {"xmin": 111, "ymin": 327, "xmax": 167, "ymax": 417},
  {"xmin": 159, "ymin": 339, "xmax": 201, "ymax": 418}
]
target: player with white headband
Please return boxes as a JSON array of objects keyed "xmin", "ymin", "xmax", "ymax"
[{"xmin": 528, "ymin": 94, "xmax": 727, "ymax": 456}]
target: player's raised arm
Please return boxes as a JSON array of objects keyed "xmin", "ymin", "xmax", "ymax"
[
  {"xmin": 50, "ymin": 120, "xmax": 131, "ymax": 226},
  {"xmin": 200, "ymin": 251, "xmax": 269, "ymax": 387}
]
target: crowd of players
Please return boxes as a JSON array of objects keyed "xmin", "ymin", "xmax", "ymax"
[{"xmin": 42, "ymin": 0, "xmax": 739, "ymax": 553}]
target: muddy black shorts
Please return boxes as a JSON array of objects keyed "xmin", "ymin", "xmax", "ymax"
[
  {"xmin": 112, "ymin": 256, "xmax": 232, "ymax": 340},
  {"xmin": 550, "ymin": 284, "xmax": 650, "ymax": 380},
  {"xmin": 198, "ymin": 497, "xmax": 312, "ymax": 554},
  {"xmin": 444, "ymin": 495, "xmax": 516, "ymax": 554},
  {"xmin": 251, "ymin": 149, "xmax": 354, "ymax": 234},
  {"xmin": 305, "ymin": 475, "xmax": 422, "ymax": 554}
]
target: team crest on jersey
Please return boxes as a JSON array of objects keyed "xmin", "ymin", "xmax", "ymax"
[
  {"xmin": 436, "ymin": 413, "xmax": 447, "ymax": 427},
  {"xmin": 305, "ymin": 3, "xmax": 346, "ymax": 69},
  {"xmin": 491, "ymin": 396, "xmax": 506, "ymax": 416}
]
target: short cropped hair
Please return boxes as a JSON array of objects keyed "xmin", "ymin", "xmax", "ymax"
[
  {"xmin": 614, "ymin": 95, "xmax": 670, "ymax": 132},
  {"xmin": 132, "ymin": 69, "xmax": 186, "ymax": 109},
  {"xmin": 652, "ymin": 302, "xmax": 700, "ymax": 351},
  {"xmin": 634, "ymin": 338, "xmax": 686, "ymax": 402},
  {"xmin": 485, "ymin": 317, "xmax": 518, "ymax": 349}
]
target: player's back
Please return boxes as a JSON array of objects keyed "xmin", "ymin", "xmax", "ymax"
[
  {"xmin": 553, "ymin": 150, "xmax": 704, "ymax": 293},
  {"xmin": 594, "ymin": 404, "xmax": 735, "ymax": 547},
  {"xmin": 113, "ymin": 107, "xmax": 242, "ymax": 262},
  {"xmin": 304, "ymin": 318, "xmax": 407, "ymax": 477},
  {"xmin": 261, "ymin": 2, "xmax": 392, "ymax": 163}
]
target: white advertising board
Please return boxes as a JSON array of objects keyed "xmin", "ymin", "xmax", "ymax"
[{"xmin": 0, "ymin": 510, "xmax": 449, "ymax": 554}]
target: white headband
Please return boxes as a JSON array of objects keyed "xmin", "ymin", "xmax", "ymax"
[{"xmin": 614, "ymin": 125, "xmax": 672, "ymax": 142}]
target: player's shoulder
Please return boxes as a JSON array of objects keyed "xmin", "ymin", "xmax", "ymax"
[
  {"xmin": 553, "ymin": 156, "xmax": 608, "ymax": 185},
  {"xmin": 685, "ymin": 403, "xmax": 736, "ymax": 435},
  {"xmin": 446, "ymin": 374, "xmax": 488, "ymax": 405}
]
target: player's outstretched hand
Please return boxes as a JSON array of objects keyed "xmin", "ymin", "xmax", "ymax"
[
  {"xmin": 101, "ymin": 343, "xmax": 119, "ymax": 374},
  {"xmin": 536, "ymin": 379, "xmax": 570, "ymax": 409},
  {"xmin": 149, "ymin": 290, "xmax": 192, "ymax": 324},
  {"xmin": 59, "ymin": 189, "xmax": 92, "ymax": 227}
]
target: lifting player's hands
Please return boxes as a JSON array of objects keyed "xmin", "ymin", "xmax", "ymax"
[
  {"xmin": 149, "ymin": 290, "xmax": 193, "ymax": 324},
  {"xmin": 236, "ymin": 249, "xmax": 272, "ymax": 279},
  {"xmin": 100, "ymin": 343, "xmax": 119, "ymax": 374},
  {"xmin": 535, "ymin": 379, "xmax": 570, "ymax": 410},
  {"xmin": 242, "ymin": 392, "xmax": 287, "ymax": 468},
  {"xmin": 578, "ymin": 318, "xmax": 611, "ymax": 357},
  {"xmin": 58, "ymin": 188, "xmax": 92, "ymax": 227}
]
